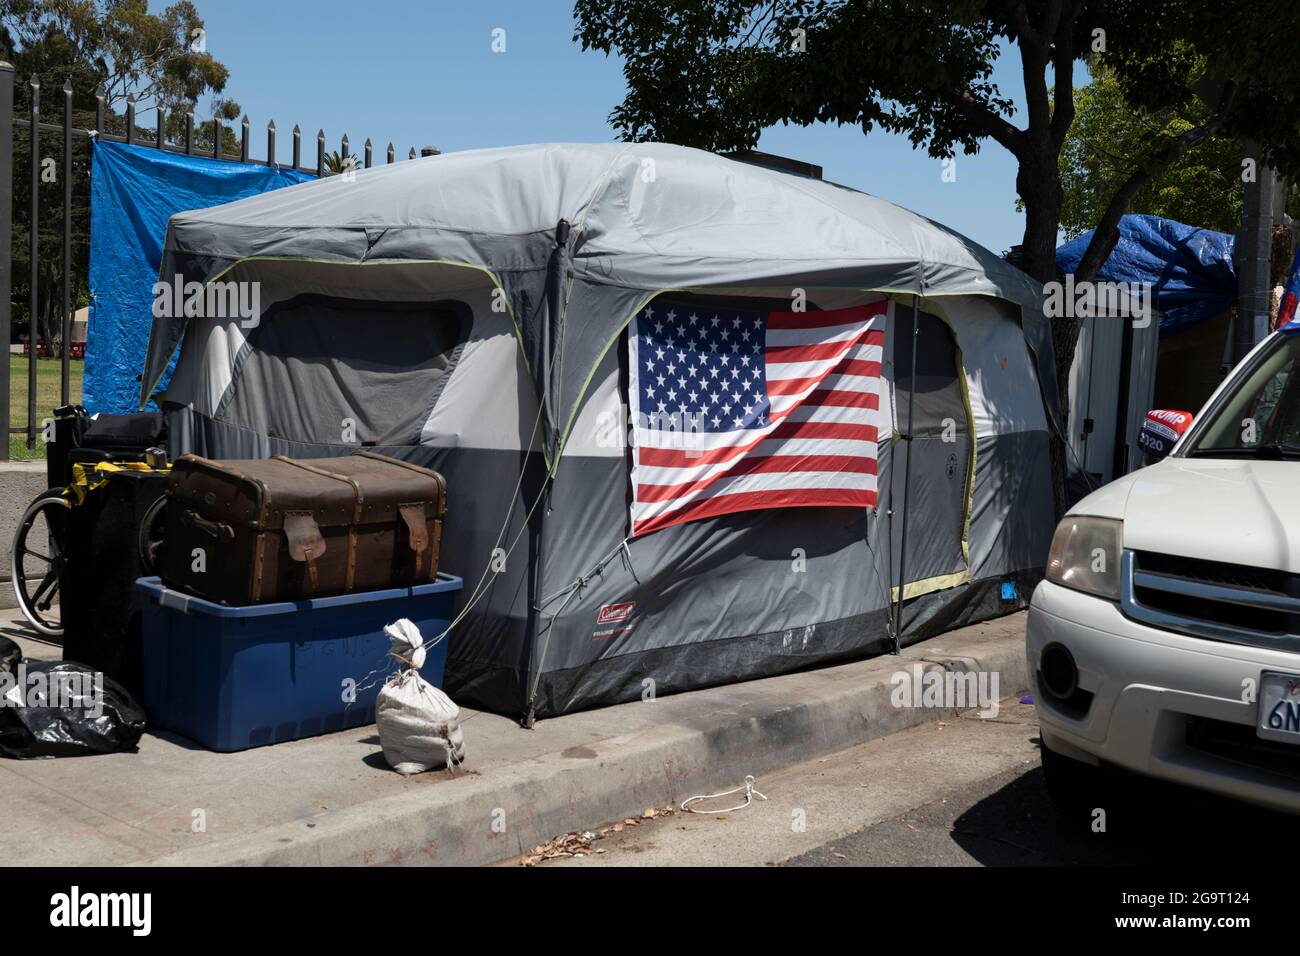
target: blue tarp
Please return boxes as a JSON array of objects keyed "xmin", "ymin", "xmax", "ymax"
[
  {"xmin": 86, "ymin": 141, "xmax": 313, "ymax": 413},
  {"xmin": 1055, "ymin": 214, "xmax": 1237, "ymax": 336}
]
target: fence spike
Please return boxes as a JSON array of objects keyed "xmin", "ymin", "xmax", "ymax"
[
  {"xmin": 316, "ymin": 129, "xmax": 325, "ymax": 177},
  {"xmin": 240, "ymin": 114, "xmax": 249, "ymax": 162},
  {"xmin": 125, "ymin": 94, "xmax": 135, "ymax": 144},
  {"xmin": 267, "ymin": 119, "xmax": 276, "ymax": 167},
  {"xmin": 387, "ymin": 142, "xmax": 395, "ymax": 164},
  {"xmin": 364, "ymin": 137, "xmax": 372, "ymax": 168},
  {"xmin": 292, "ymin": 123, "xmax": 301, "ymax": 170}
]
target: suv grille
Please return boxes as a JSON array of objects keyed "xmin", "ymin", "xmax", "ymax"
[
  {"xmin": 1186, "ymin": 716, "xmax": 1300, "ymax": 781},
  {"xmin": 1120, "ymin": 550, "xmax": 1300, "ymax": 653}
]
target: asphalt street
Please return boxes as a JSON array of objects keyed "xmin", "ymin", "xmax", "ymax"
[{"xmin": 529, "ymin": 700, "xmax": 1292, "ymax": 867}]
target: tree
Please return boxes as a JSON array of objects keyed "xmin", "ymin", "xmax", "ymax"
[
  {"xmin": 574, "ymin": 0, "xmax": 1300, "ymax": 510},
  {"xmin": 1057, "ymin": 63, "xmax": 1300, "ymax": 240},
  {"xmin": 1057, "ymin": 64, "xmax": 1245, "ymax": 238},
  {"xmin": 0, "ymin": 0, "xmax": 236, "ymax": 354},
  {"xmin": 321, "ymin": 150, "xmax": 359, "ymax": 176},
  {"xmin": 1, "ymin": 0, "xmax": 231, "ymax": 119},
  {"xmin": 167, "ymin": 101, "xmax": 242, "ymax": 155}
]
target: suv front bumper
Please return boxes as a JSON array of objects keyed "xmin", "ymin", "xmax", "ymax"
[{"xmin": 1027, "ymin": 579, "xmax": 1300, "ymax": 814}]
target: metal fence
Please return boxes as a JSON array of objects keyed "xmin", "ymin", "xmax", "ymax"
[{"xmin": 0, "ymin": 61, "xmax": 433, "ymax": 460}]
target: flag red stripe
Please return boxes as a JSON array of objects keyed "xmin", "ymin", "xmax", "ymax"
[
  {"xmin": 633, "ymin": 487, "xmax": 877, "ymax": 536},
  {"xmin": 637, "ymin": 420, "xmax": 878, "ymax": 468},
  {"xmin": 636, "ymin": 454, "xmax": 878, "ymax": 502},
  {"xmin": 765, "ymin": 302, "xmax": 888, "ymax": 330},
  {"xmin": 838, "ymin": 359, "xmax": 883, "ymax": 377},
  {"xmin": 802, "ymin": 388, "xmax": 879, "ymax": 409},
  {"xmin": 769, "ymin": 389, "xmax": 879, "ymax": 423}
]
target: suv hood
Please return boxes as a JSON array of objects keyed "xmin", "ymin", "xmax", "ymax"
[{"xmin": 1072, "ymin": 457, "xmax": 1300, "ymax": 573}]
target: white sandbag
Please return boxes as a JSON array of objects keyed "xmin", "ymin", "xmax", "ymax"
[{"xmin": 375, "ymin": 618, "xmax": 464, "ymax": 774}]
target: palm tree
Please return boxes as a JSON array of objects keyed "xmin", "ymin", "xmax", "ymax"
[{"xmin": 321, "ymin": 150, "xmax": 360, "ymax": 177}]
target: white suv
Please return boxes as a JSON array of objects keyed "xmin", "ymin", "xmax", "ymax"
[{"xmin": 1028, "ymin": 329, "xmax": 1300, "ymax": 814}]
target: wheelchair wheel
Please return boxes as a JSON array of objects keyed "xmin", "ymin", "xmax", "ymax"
[
  {"xmin": 138, "ymin": 493, "xmax": 167, "ymax": 576},
  {"xmin": 11, "ymin": 489, "xmax": 70, "ymax": 637}
]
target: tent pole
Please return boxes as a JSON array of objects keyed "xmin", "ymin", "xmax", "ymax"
[
  {"xmin": 892, "ymin": 296, "xmax": 920, "ymax": 654},
  {"xmin": 523, "ymin": 219, "xmax": 572, "ymax": 727}
]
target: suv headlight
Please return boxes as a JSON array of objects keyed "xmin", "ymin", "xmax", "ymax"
[{"xmin": 1045, "ymin": 516, "xmax": 1123, "ymax": 601}]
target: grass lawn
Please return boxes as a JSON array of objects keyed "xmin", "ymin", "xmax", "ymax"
[{"xmin": 8, "ymin": 354, "xmax": 83, "ymax": 461}]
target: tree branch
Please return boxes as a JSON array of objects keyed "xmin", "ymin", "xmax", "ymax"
[
  {"xmin": 1017, "ymin": 2, "xmax": 1052, "ymax": 138},
  {"xmin": 736, "ymin": 0, "xmax": 780, "ymax": 50},
  {"xmin": 950, "ymin": 89, "xmax": 1026, "ymax": 156},
  {"xmin": 1049, "ymin": 0, "xmax": 1077, "ymax": 148},
  {"xmin": 1074, "ymin": 81, "xmax": 1239, "ymax": 281}
]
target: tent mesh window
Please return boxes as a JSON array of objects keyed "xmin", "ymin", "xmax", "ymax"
[{"xmin": 216, "ymin": 294, "xmax": 469, "ymax": 446}]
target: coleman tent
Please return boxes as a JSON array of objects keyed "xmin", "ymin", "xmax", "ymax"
[{"xmin": 141, "ymin": 142, "xmax": 1059, "ymax": 721}]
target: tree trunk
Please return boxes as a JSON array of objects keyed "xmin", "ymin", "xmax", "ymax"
[
  {"xmin": 38, "ymin": 273, "xmax": 61, "ymax": 360},
  {"xmin": 1016, "ymin": 151, "xmax": 1075, "ymax": 520}
]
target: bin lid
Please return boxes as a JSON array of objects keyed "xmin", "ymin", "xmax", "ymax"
[{"xmin": 134, "ymin": 573, "xmax": 463, "ymax": 618}]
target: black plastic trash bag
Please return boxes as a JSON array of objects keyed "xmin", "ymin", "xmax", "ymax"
[
  {"xmin": 0, "ymin": 658, "xmax": 146, "ymax": 758},
  {"xmin": 0, "ymin": 636, "xmax": 19, "ymax": 673}
]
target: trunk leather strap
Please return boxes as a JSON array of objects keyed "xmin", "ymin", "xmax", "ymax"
[
  {"xmin": 272, "ymin": 456, "xmax": 364, "ymax": 521},
  {"xmin": 283, "ymin": 511, "xmax": 325, "ymax": 591},
  {"xmin": 397, "ymin": 502, "xmax": 428, "ymax": 574}
]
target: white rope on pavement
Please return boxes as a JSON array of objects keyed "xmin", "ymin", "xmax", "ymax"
[{"xmin": 680, "ymin": 775, "xmax": 768, "ymax": 814}]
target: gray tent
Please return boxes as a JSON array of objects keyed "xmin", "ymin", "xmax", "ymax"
[{"xmin": 141, "ymin": 142, "xmax": 1058, "ymax": 721}]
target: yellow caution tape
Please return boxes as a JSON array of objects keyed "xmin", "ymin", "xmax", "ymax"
[{"xmin": 63, "ymin": 460, "xmax": 170, "ymax": 505}]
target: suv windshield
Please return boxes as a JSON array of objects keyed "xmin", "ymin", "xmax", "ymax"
[{"xmin": 1189, "ymin": 333, "xmax": 1300, "ymax": 458}]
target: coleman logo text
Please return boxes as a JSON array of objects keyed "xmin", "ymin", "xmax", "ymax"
[{"xmin": 597, "ymin": 602, "xmax": 635, "ymax": 625}]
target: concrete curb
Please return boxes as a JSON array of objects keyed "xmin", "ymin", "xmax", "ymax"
[{"xmin": 142, "ymin": 618, "xmax": 1029, "ymax": 867}]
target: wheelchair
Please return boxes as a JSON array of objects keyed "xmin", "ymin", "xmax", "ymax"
[{"xmin": 10, "ymin": 405, "xmax": 169, "ymax": 637}]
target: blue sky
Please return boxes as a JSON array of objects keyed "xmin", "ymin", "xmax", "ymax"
[{"xmin": 161, "ymin": 0, "xmax": 1087, "ymax": 256}]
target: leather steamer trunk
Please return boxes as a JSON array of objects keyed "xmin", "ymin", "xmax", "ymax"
[{"xmin": 160, "ymin": 451, "xmax": 446, "ymax": 605}]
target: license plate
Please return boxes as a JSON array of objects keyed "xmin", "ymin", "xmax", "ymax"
[{"xmin": 1257, "ymin": 671, "xmax": 1300, "ymax": 743}]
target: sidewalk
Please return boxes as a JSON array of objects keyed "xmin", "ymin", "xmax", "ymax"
[{"xmin": 0, "ymin": 610, "xmax": 1029, "ymax": 867}]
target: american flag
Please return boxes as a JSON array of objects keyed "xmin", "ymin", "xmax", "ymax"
[{"xmin": 628, "ymin": 299, "xmax": 887, "ymax": 537}]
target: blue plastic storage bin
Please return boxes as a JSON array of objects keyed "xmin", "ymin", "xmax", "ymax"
[{"xmin": 135, "ymin": 573, "xmax": 462, "ymax": 752}]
